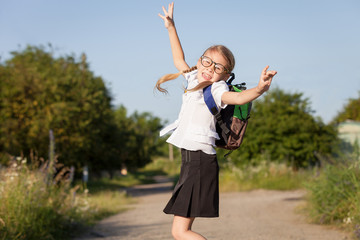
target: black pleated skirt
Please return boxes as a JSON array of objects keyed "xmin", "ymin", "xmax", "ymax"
[{"xmin": 163, "ymin": 149, "xmax": 219, "ymax": 218}]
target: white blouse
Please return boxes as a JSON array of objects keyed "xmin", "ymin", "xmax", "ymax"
[{"xmin": 160, "ymin": 70, "xmax": 229, "ymax": 155}]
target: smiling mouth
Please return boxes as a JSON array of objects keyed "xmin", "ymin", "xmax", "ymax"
[{"xmin": 202, "ymin": 72, "xmax": 212, "ymax": 81}]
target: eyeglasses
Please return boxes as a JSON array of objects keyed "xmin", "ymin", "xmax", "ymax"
[{"xmin": 200, "ymin": 55, "xmax": 229, "ymax": 74}]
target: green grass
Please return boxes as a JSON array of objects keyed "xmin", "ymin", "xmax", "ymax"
[
  {"xmin": 84, "ymin": 190, "xmax": 135, "ymax": 223},
  {"xmin": 0, "ymin": 160, "xmax": 137, "ymax": 240},
  {"xmin": 147, "ymin": 157, "xmax": 308, "ymax": 192},
  {"xmin": 85, "ymin": 172, "xmax": 154, "ymax": 194},
  {"xmin": 140, "ymin": 157, "xmax": 181, "ymax": 177},
  {"xmin": 219, "ymin": 160, "xmax": 309, "ymax": 192},
  {"xmin": 304, "ymin": 158, "xmax": 360, "ymax": 239},
  {"xmin": 0, "ymin": 160, "xmax": 82, "ymax": 240}
]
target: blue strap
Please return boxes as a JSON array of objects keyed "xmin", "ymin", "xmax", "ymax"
[{"xmin": 203, "ymin": 85, "xmax": 218, "ymax": 115}]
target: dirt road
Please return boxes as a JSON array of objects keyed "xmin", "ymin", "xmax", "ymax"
[{"xmin": 75, "ymin": 177, "xmax": 349, "ymax": 240}]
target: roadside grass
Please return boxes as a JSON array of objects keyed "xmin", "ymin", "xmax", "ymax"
[
  {"xmin": 141, "ymin": 156, "xmax": 181, "ymax": 178},
  {"xmin": 219, "ymin": 160, "xmax": 310, "ymax": 192},
  {"xmin": 0, "ymin": 159, "xmax": 160, "ymax": 240},
  {"xmin": 304, "ymin": 157, "xmax": 360, "ymax": 239},
  {"xmin": 0, "ymin": 158, "xmax": 85, "ymax": 240},
  {"xmin": 3, "ymin": 154, "xmax": 358, "ymax": 239},
  {"xmin": 148, "ymin": 157, "xmax": 309, "ymax": 192}
]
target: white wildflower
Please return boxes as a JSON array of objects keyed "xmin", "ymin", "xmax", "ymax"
[{"xmin": 343, "ymin": 217, "xmax": 353, "ymax": 224}]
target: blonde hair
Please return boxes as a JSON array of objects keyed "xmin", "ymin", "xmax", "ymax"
[
  {"xmin": 155, "ymin": 45, "xmax": 235, "ymax": 94},
  {"xmin": 155, "ymin": 66, "xmax": 197, "ymax": 94}
]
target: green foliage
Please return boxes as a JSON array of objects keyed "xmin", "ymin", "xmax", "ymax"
[
  {"xmin": 0, "ymin": 158, "xmax": 81, "ymax": 240},
  {"xmin": 0, "ymin": 157, "xmax": 134, "ymax": 240},
  {"xmin": 333, "ymin": 91, "xmax": 360, "ymax": 122},
  {"xmin": 0, "ymin": 45, "xmax": 165, "ymax": 173},
  {"xmin": 0, "ymin": 46, "xmax": 113, "ymax": 169},
  {"xmin": 222, "ymin": 88, "xmax": 338, "ymax": 169},
  {"xmin": 305, "ymin": 159, "xmax": 360, "ymax": 238},
  {"xmin": 113, "ymin": 107, "xmax": 164, "ymax": 171}
]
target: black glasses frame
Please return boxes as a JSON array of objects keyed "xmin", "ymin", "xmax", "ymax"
[{"xmin": 200, "ymin": 55, "xmax": 229, "ymax": 74}]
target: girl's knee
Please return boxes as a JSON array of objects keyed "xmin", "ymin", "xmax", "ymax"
[
  {"xmin": 171, "ymin": 225, "xmax": 184, "ymax": 240},
  {"xmin": 172, "ymin": 216, "xmax": 197, "ymax": 240}
]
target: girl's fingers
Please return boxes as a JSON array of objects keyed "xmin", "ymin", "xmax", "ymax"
[
  {"xmin": 262, "ymin": 66, "xmax": 277, "ymax": 79},
  {"xmin": 262, "ymin": 65, "xmax": 269, "ymax": 75},
  {"xmin": 266, "ymin": 70, "xmax": 277, "ymax": 78},
  {"xmin": 159, "ymin": 3, "xmax": 174, "ymax": 22},
  {"xmin": 163, "ymin": 6, "xmax": 170, "ymax": 17},
  {"xmin": 168, "ymin": 2, "xmax": 174, "ymax": 17},
  {"xmin": 158, "ymin": 13, "xmax": 166, "ymax": 20},
  {"xmin": 269, "ymin": 70, "xmax": 277, "ymax": 76}
]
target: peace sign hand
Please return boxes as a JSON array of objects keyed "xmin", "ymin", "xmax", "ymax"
[{"xmin": 158, "ymin": 2, "xmax": 175, "ymax": 29}]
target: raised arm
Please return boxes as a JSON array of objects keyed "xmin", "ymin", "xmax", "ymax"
[
  {"xmin": 222, "ymin": 66, "xmax": 277, "ymax": 105},
  {"xmin": 158, "ymin": 2, "xmax": 189, "ymax": 72}
]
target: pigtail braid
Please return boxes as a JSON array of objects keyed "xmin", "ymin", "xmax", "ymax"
[
  {"xmin": 155, "ymin": 66, "xmax": 197, "ymax": 94},
  {"xmin": 182, "ymin": 66, "xmax": 197, "ymax": 74}
]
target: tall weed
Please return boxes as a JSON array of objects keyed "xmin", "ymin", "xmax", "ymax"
[
  {"xmin": 0, "ymin": 158, "xmax": 89, "ymax": 240},
  {"xmin": 305, "ymin": 158, "xmax": 360, "ymax": 239}
]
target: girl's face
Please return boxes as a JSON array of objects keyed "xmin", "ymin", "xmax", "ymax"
[{"xmin": 196, "ymin": 50, "xmax": 230, "ymax": 83}]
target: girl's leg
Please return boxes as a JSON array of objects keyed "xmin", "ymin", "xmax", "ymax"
[{"xmin": 171, "ymin": 215, "xmax": 206, "ymax": 240}]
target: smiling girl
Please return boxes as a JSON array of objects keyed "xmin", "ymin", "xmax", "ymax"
[{"xmin": 156, "ymin": 3, "xmax": 277, "ymax": 239}]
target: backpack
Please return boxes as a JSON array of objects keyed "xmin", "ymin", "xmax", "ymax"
[{"xmin": 203, "ymin": 73, "xmax": 252, "ymax": 151}]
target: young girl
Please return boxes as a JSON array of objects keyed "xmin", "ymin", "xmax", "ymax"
[{"xmin": 157, "ymin": 3, "xmax": 277, "ymax": 240}]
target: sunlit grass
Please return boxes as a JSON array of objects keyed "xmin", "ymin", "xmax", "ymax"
[
  {"xmin": 141, "ymin": 156, "xmax": 181, "ymax": 178},
  {"xmin": 219, "ymin": 160, "xmax": 309, "ymax": 192},
  {"xmin": 85, "ymin": 190, "xmax": 135, "ymax": 223},
  {"xmin": 304, "ymin": 158, "xmax": 360, "ymax": 239},
  {"xmin": 0, "ymin": 158, "xmax": 135, "ymax": 240},
  {"xmin": 0, "ymin": 158, "xmax": 83, "ymax": 240}
]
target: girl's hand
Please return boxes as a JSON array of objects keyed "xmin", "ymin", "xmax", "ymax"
[
  {"xmin": 158, "ymin": 2, "xmax": 175, "ymax": 29},
  {"xmin": 256, "ymin": 65, "xmax": 277, "ymax": 94}
]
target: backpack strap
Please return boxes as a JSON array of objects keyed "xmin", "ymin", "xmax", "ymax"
[
  {"xmin": 203, "ymin": 85, "xmax": 230, "ymax": 144},
  {"xmin": 203, "ymin": 85, "xmax": 218, "ymax": 115}
]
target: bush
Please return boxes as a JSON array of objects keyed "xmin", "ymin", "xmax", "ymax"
[
  {"xmin": 0, "ymin": 157, "xmax": 90, "ymax": 240},
  {"xmin": 305, "ymin": 158, "xmax": 360, "ymax": 239}
]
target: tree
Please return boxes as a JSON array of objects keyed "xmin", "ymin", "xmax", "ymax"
[
  {"xmin": 0, "ymin": 45, "xmax": 166, "ymax": 174},
  {"xmin": 333, "ymin": 91, "xmax": 360, "ymax": 122},
  {"xmin": 113, "ymin": 108, "xmax": 164, "ymax": 171},
  {"xmin": 0, "ymin": 45, "xmax": 114, "ymax": 170},
  {"xmin": 224, "ymin": 88, "xmax": 338, "ymax": 169}
]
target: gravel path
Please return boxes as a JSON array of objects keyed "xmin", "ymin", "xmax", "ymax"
[{"xmin": 75, "ymin": 177, "xmax": 349, "ymax": 240}]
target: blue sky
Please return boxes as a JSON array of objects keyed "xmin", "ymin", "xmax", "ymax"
[{"xmin": 1, "ymin": 0, "xmax": 359, "ymax": 124}]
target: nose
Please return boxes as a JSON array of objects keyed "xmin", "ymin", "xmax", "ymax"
[{"xmin": 206, "ymin": 64, "xmax": 215, "ymax": 73}]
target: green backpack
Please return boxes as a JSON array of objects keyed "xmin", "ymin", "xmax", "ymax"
[{"xmin": 203, "ymin": 73, "xmax": 252, "ymax": 151}]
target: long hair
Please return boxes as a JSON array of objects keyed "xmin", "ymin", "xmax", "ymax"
[
  {"xmin": 155, "ymin": 66, "xmax": 197, "ymax": 94},
  {"xmin": 155, "ymin": 45, "xmax": 235, "ymax": 94}
]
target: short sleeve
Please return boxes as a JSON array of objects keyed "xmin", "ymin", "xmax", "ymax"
[
  {"xmin": 211, "ymin": 80, "xmax": 229, "ymax": 109},
  {"xmin": 184, "ymin": 70, "xmax": 198, "ymax": 84}
]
